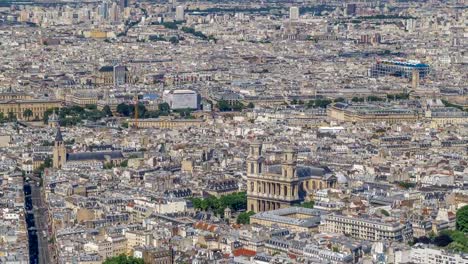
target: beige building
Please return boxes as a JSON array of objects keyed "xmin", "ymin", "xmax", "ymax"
[
  {"xmin": 0, "ymin": 91, "xmax": 32, "ymax": 100},
  {"xmin": 250, "ymin": 207, "xmax": 322, "ymax": 233},
  {"xmin": 84, "ymin": 235, "xmax": 127, "ymax": 260},
  {"xmin": 69, "ymin": 92, "xmax": 99, "ymax": 106},
  {"xmin": 319, "ymin": 214, "xmax": 412, "ymax": 242},
  {"xmin": 128, "ymin": 118, "xmax": 204, "ymax": 129},
  {"xmin": 125, "ymin": 230, "xmax": 154, "ymax": 253},
  {"xmin": 425, "ymin": 107, "xmax": 468, "ymax": 128},
  {"xmin": 327, "ymin": 102, "xmax": 419, "ymax": 123},
  {"xmin": 0, "ymin": 135, "xmax": 11, "ymax": 147},
  {"xmin": 247, "ymin": 142, "xmax": 336, "ymax": 213},
  {"xmin": 0, "ymin": 99, "xmax": 62, "ymax": 120},
  {"xmin": 142, "ymin": 248, "xmax": 174, "ymax": 264}
]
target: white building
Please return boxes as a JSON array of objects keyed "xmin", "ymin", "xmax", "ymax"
[
  {"xmin": 175, "ymin": 5, "xmax": 184, "ymax": 21},
  {"xmin": 319, "ymin": 214, "xmax": 412, "ymax": 242},
  {"xmin": 410, "ymin": 244, "xmax": 468, "ymax": 264},
  {"xmin": 289, "ymin": 6, "xmax": 299, "ymax": 21},
  {"xmin": 163, "ymin": 89, "xmax": 200, "ymax": 110},
  {"xmin": 155, "ymin": 200, "xmax": 187, "ymax": 214}
]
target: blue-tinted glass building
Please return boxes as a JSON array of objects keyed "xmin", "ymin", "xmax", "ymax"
[{"xmin": 370, "ymin": 59, "xmax": 430, "ymax": 79}]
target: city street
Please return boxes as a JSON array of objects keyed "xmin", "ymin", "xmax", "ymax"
[{"xmin": 30, "ymin": 183, "xmax": 52, "ymax": 264}]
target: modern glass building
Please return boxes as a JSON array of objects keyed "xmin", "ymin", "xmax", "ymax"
[{"xmin": 370, "ymin": 59, "xmax": 430, "ymax": 79}]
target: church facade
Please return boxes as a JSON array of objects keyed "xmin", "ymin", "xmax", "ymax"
[{"xmin": 246, "ymin": 142, "xmax": 337, "ymax": 213}]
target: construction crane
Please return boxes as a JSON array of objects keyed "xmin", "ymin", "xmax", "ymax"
[{"xmin": 134, "ymin": 94, "xmax": 139, "ymax": 129}]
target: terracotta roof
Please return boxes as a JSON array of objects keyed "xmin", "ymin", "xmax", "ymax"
[{"xmin": 233, "ymin": 248, "xmax": 256, "ymax": 257}]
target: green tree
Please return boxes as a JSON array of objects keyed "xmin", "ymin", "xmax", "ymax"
[
  {"xmin": 144, "ymin": 110, "xmax": 161, "ymax": 118},
  {"xmin": 135, "ymin": 102, "xmax": 147, "ymax": 118},
  {"xmin": 397, "ymin": 181, "xmax": 415, "ymax": 189},
  {"xmin": 103, "ymin": 162, "xmax": 114, "ymax": 169},
  {"xmin": 169, "ymin": 36, "xmax": 179, "ymax": 44},
  {"xmin": 116, "ymin": 103, "xmax": 131, "ymax": 117},
  {"xmin": 102, "ymin": 105, "xmax": 113, "ymax": 117},
  {"xmin": 0, "ymin": 112, "xmax": 5, "ymax": 123},
  {"xmin": 7, "ymin": 112, "xmax": 16, "ymax": 121},
  {"xmin": 247, "ymin": 102, "xmax": 254, "ymax": 108},
  {"xmin": 191, "ymin": 198, "xmax": 202, "ymax": 210},
  {"xmin": 456, "ymin": 205, "xmax": 468, "ymax": 233},
  {"xmin": 237, "ymin": 211, "xmax": 255, "ymax": 224},
  {"xmin": 307, "ymin": 99, "xmax": 332, "ymax": 108},
  {"xmin": 158, "ymin": 102, "xmax": 170, "ymax": 113},
  {"xmin": 103, "ymin": 254, "xmax": 144, "ymax": 264},
  {"xmin": 190, "ymin": 192, "xmax": 247, "ymax": 216},
  {"xmin": 352, "ymin": 97, "xmax": 365, "ymax": 103},
  {"xmin": 23, "ymin": 109, "xmax": 33, "ymax": 121},
  {"xmin": 231, "ymin": 102, "xmax": 244, "ymax": 112},
  {"xmin": 175, "ymin": 108, "xmax": 193, "ymax": 119},
  {"xmin": 217, "ymin": 100, "xmax": 231, "ymax": 112},
  {"xmin": 367, "ymin": 95, "xmax": 384, "ymax": 102},
  {"xmin": 300, "ymin": 201, "xmax": 314, "ymax": 208},
  {"xmin": 433, "ymin": 234, "xmax": 453, "ymax": 247}
]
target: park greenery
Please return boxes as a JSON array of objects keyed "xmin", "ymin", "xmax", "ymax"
[
  {"xmin": 153, "ymin": 21, "xmax": 183, "ymax": 30},
  {"xmin": 148, "ymin": 34, "xmax": 166, "ymax": 41},
  {"xmin": 0, "ymin": 112, "xmax": 15, "ymax": 123},
  {"xmin": 237, "ymin": 211, "xmax": 255, "ymax": 224},
  {"xmin": 300, "ymin": 201, "xmax": 315, "ymax": 209},
  {"xmin": 189, "ymin": 192, "xmax": 247, "ymax": 216},
  {"xmin": 103, "ymin": 160, "xmax": 128, "ymax": 170},
  {"xmin": 411, "ymin": 230, "xmax": 468, "ymax": 253},
  {"xmin": 147, "ymin": 34, "xmax": 181, "ymax": 44},
  {"xmin": 217, "ymin": 100, "xmax": 245, "ymax": 112},
  {"xmin": 103, "ymin": 254, "xmax": 144, "ymax": 264},
  {"xmin": 40, "ymin": 102, "xmax": 185, "ymax": 127},
  {"xmin": 43, "ymin": 104, "xmax": 109, "ymax": 126},
  {"xmin": 115, "ymin": 102, "xmax": 187, "ymax": 119},
  {"xmin": 306, "ymin": 99, "xmax": 333, "ymax": 108},
  {"xmin": 456, "ymin": 205, "xmax": 468, "ymax": 233},
  {"xmin": 181, "ymin": 26, "xmax": 216, "ymax": 41},
  {"xmin": 396, "ymin": 181, "xmax": 416, "ymax": 189}
]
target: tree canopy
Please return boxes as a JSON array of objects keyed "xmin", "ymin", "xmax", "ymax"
[
  {"xmin": 190, "ymin": 192, "xmax": 246, "ymax": 216},
  {"xmin": 237, "ymin": 211, "xmax": 255, "ymax": 224},
  {"xmin": 456, "ymin": 205, "xmax": 468, "ymax": 233},
  {"xmin": 103, "ymin": 254, "xmax": 144, "ymax": 264},
  {"xmin": 43, "ymin": 105, "xmax": 108, "ymax": 126},
  {"xmin": 23, "ymin": 108, "xmax": 33, "ymax": 121},
  {"xmin": 300, "ymin": 201, "xmax": 315, "ymax": 209},
  {"xmin": 306, "ymin": 99, "xmax": 332, "ymax": 108},
  {"xmin": 217, "ymin": 100, "xmax": 244, "ymax": 112},
  {"xmin": 412, "ymin": 230, "xmax": 468, "ymax": 253}
]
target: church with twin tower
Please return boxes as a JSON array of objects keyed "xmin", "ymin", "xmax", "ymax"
[{"xmin": 246, "ymin": 141, "xmax": 337, "ymax": 213}]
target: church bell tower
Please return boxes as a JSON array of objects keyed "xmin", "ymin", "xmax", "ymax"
[{"xmin": 53, "ymin": 127, "xmax": 67, "ymax": 169}]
